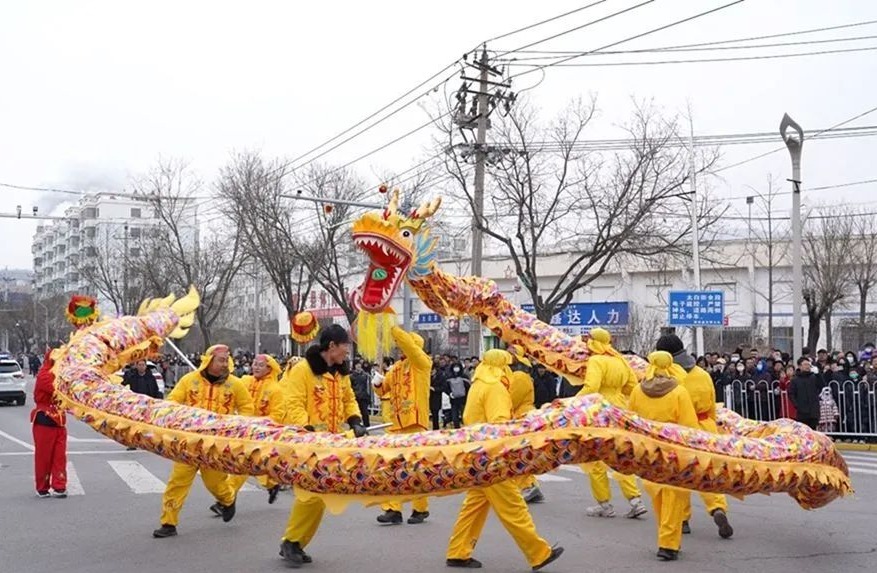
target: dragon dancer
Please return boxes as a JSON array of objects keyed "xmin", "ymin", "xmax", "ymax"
[
  {"xmin": 578, "ymin": 328, "xmax": 647, "ymax": 519},
  {"xmin": 445, "ymin": 349, "xmax": 564, "ymax": 571},
  {"xmin": 227, "ymin": 353, "xmax": 286, "ymax": 504},
  {"xmin": 371, "ymin": 325, "xmax": 432, "ymax": 525},
  {"xmin": 629, "ymin": 351, "xmax": 699, "ymax": 561},
  {"xmin": 279, "ymin": 324, "xmax": 367, "ymax": 567},
  {"xmin": 153, "ymin": 344, "xmax": 254, "ymax": 538},
  {"xmin": 507, "ymin": 347, "xmax": 544, "ymax": 504},
  {"xmin": 31, "ymin": 295, "xmax": 100, "ymax": 498},
  {"xmin": 654, "ymin": 334, "xmax": 734, "ymax": 539}
]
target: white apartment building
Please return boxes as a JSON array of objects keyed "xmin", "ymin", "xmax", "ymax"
[{"xmin": 31, "ymin": 193, "xmax": 197, "ymax": 314}]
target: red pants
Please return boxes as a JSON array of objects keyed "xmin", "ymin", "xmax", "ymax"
[{"xmin": 33, "ymin": 423, "xmax": 67, "ymax": 493}]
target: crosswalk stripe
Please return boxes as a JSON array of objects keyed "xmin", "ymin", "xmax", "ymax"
[
  {"xmin": 559, "ymin": 464, "xmax": 584, "ymax": 474},
  {"xmin": 65, "ymin": 461, "xmax": 85, "ymax": 495},
  {"xmin": 848, "ymin": 461, "xmax": 877, "ymax": 470},
  {"xmin": 850, "ymin": 467, "xmax": 877, "ymax": 476},
  {"xmin": 108, "ymin": 460, "xmax": 166, "ymax": 493},
  {"xmin": 843, "ymin": 454, "xmax": 877, "ymax": 462},
  {"xmin": 537, "ymin": 474, "xmax": 572, "ymax": 482}
]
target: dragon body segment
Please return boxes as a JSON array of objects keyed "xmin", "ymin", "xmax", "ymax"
[{"xmin": 44, "ymin": 190, "xmax": 852, "ymax": 514}]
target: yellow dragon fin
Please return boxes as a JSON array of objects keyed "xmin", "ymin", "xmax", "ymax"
[{"xmin": 167, "ymin": 286, "xmax": 200, "ymax": 339}]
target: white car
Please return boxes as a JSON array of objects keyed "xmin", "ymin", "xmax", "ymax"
[
  {"xmin": 0, "ymin": 359, "xmax": 27, "ymax": 406},
  {"xmin": 116, "ymin": 361, "xmax": 165, "ymax": 396}
]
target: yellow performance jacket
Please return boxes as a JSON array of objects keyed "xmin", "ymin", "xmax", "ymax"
[
  {"xmin": 373, "ymin": 327, "xmax": 432, "ymax": 432},
  {"xmin": 628, "ymin": 377, "xmax": 698, "ymax": 429},
  {"xmin": 167, "ymin": 369, "xmax": 254, "ymax": 416},
  {"xmin": 576, "ymin": 354, "xmax": 638, "ymax": 409},
  {"xmin": 239, "ymin": 357, "xmax": 285, "ymax": 423},
  {"xmin": 283, "ymin": 346, "xmax": 361, "ymax": 433},
  {"xmin": 509, "ymin": 370, "xmax": 535, "ymax": 418},
  {"xmin": 464, "ymin": 349, "xmax": 514, "ymax": 426}
]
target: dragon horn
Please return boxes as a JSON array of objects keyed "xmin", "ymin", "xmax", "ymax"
[
  {"xmin": 384, "ymin": 188, "xmax": 400, "ymax": 219},
  {"xmin": 414, "ymin": 197, "xmax": 442, "ymax": 220}
]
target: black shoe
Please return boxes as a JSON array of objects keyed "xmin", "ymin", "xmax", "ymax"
[
  {"xmin": 656, "ymin": 548, "xmax": 679, "ymax": 561},
  {"xmin": 153, "ymin": 524, "xmax": 178, "ymax": 538},
  {"xmin": 446, "ymin": 558, "xmax": 482, "ymax": 568},
  {"xmin": 126, "ymin": 446, "xmax": 137, "ymax": 451},
  {"xmin": 209, "ymin": 502, "xmax": 222, "ymax": 517},
  {"xmin": 533, "ymin": 545, "xmax": 564, "ymax": 571},
  {"xmin": 376, "ymin": 510, "xmax": 403, "ymax": 524},
  {"xmin": 408, "ymin": 510, "xmax": 429, "ymax": 524},
  {"xmin": 36, "ymin": 491, "xmax": 51, "ymax": 499},
  {"xmin": 682, "ymin": 520, "xmax": 691, "ymax": 534},
  {"xmin": 280, "ymin": 540, "xmax": 311, "ymax": 567},
  {"xmin": 52, "ymin": 490, "xmax": 67, "ymax": 499},
  {"xmin": 712, "ymin": 509, "xmax": 734, "ymax": 539},
  {"xmin": 268, "ymin": 485, "xmax": 281, "ymax": 505},
  {"xmin": 219, "ymin": 500, "xmax": 236, "ymax": 522}
]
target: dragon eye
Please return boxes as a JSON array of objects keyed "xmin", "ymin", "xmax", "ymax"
[{"xmin": 402, "ymin": 230, "xmax": 411, "ymax": 238}]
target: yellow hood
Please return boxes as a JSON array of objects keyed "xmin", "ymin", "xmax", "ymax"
[
  {"xmin": 198, "ymin": 344, "xmax": 235, "ymax": 373},
  {"xmin": 257, "ymin": 354, "xmax": 282, "ymax": 381}
]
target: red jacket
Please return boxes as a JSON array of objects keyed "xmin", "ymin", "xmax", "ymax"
[{"xmin": 30, "ymin": 351, "xmax": 66, "ymax": 427}]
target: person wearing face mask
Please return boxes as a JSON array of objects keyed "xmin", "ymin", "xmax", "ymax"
[
  {"xmin": 654, "ymin": 334, "xmax": 733, "ymax": 540},
  {"xmin": 779, "ymin": 365, "xmax": 797, "ymax": 420},
  {"xmin": 227, "ymin": 354, "xmax": 286, "ymax": 504},
  {"xmin": 371, "ymin": 326, "xmax": 433, "ymax": 525},
  {"xmin": 789, "ymin": 357, "xmax": 824, "ymax": 430},
  {"xmin": 279, "ymin": 325, "xmax": 365, "ymax": 567},
  {"xmin": 153, "ymin": 345, "xmax": 255, "ymax": 539},
  {"xmin": 445, "ymin": 360, "xmax": 470, "ymax": 429}
]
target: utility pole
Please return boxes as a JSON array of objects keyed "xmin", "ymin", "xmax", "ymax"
[
  {"xmin": 780, "ymin": 114, "xmax": 804, "ymax": 359},
  {"xmin": 123, "ymin": 222, "xmax": 129, "ymax": 315},
  {"xmin": 253, "ymin": 262, "xmax": 261, "ymax": 353},
  {"xmin": 747, "ymin": 195, "xmax": 757, "ymax": 343},
  {"xmin": 688, "ymin": 120, "xmax": 703, "ymax": 357},
  {"xmin": 468, "ymin": 47, "xmax": 490, "ymax": 358}
]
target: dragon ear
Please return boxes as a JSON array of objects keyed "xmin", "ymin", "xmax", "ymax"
[{"xmin": 414, "ymin": 197, "xmax": 442, "ymax": 220}]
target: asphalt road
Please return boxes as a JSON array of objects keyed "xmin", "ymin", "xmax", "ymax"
[{"xmin": 1, "ymin": 376, "xmax": 875, "ymax": 573}]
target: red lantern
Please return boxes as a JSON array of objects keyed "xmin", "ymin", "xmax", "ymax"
[
  {"xmin": 378, "ymin": 184, "xmax": 388, "ymax": 194},
  {"xmin": 323, "ymin": 204, "xmax": 334, "ymax": 214}
]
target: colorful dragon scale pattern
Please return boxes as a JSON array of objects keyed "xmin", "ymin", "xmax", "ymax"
[{"xmin": 51, "ymin": 306, "xmax": 850, "ymax": 509}]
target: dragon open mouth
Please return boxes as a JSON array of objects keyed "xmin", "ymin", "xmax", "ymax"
[{"xmin": 352, "ymin": 233, "xmax": 411, "ymax": 312}]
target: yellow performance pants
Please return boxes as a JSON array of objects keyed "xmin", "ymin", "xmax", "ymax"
[
  {"xmin": 643, "ymin": 482, "xmax": 687, "ymax": 551},
  {"xmin": 516, "ymin": 475, "xmax": 538, "ymax": 491},
  {"xmin": 381, "ymin": 497, "xmax": 429, "ymax": 513},
  {"xmin": 228, "ymin": 473, "xmax": 274, "ymax": 495},
  {"xmin": 283, "ymin": 494, "xmax": 326, "ymax": 548},
  {"xmin": 446, "ymin": 480, "xmax": 552, "ymax": 567},
  {"xmin": 682, "ymin": 491, "xmax": 728, "ymax": 520},
  {"xmin": 581, "ymin": 461, "xmax": 641, "ymax": 503},
  {"xmin": 159, "ymin": 462, "xmax": 235, "ymax": 526}
]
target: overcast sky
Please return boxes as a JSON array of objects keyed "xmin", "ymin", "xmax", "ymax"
[{"xmin": 2, "ymin": 0, "xmax": 876, "ymax": 270}]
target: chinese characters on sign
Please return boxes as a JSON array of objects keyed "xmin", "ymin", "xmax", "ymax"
[
  {"xmin": 521, "ymin": 302, "xmax": 629, "ymax": 335},
  {"xmin": 668, "ymin": 291, "xmax": 724, "ymax": 327},
  {"xmin": 415, "ymin": 312, "xmax": 443, "ymax": 331}
]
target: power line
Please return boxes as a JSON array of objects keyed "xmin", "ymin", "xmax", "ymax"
[
  {"xmin": 506, "ymin": 18, "xmax": 877, "ymax": 54},
  {"xmin": 505, "ymin": 44, "xmax": 877, "ymax": 67},
  {"xmin": 486, "ymin": 0, "xmax": 610, "ymax": 43},
  {"xmin": 721, "ymin": 178, "xmax": 877, "ymax": 202},
  {"xmin": 714, "ymin": 104, "xmax": 877, "ymax": 174},
  {"xmin": 497, "ymin": 0, "xmax": 657, "ymax": 58},
  {"xmin": 507, "ymin": 0, "xmax": 748, "ymax": 81}
]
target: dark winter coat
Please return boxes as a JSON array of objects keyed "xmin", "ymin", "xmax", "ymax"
[
  {"xmin": 122, "ymin": 369, "xmax": 162, "ymax": 399},
  {"xmin": 789, "ymin": 371, "xmax": 824, "ymax": 420}
]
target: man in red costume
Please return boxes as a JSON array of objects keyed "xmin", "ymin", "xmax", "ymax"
[{"xmin": 30, "ymin": 294, "xmax": 100, "ymax": 498}]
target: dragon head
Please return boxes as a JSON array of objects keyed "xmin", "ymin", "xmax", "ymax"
[{"xmin": 351, "ymin": 188, "xmax": 440, "ymax": 312}]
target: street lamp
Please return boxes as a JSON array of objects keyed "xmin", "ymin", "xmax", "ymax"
[{"xmin": 780, "ymin": 113, "xmax": 804, "ymax": 359}]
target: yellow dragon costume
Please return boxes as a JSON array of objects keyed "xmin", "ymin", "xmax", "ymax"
[{"xmin": 46, "ymin": 189, "xmax": 850, "ymax": 517}]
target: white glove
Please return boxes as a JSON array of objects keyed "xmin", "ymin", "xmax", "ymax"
[{"xmin": 371, "ymin": 371, "xmax": 385, "ymax": 387}]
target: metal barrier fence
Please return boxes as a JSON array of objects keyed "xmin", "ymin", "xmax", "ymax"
[{"xmin": 722, "ymin": 378, "xmax": 877, "ymax": 438}]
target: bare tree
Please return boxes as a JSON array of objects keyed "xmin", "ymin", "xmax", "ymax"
[
  {"xmin": 848, "ymin": 212, "xmax": 877, "ymax": 347},
  {"xmin": 292, "ymin": 164, "xmax": 370, "ymax": 327},
  {"xmin": 802, "ymin": 210, "xmax": 854, "ymax": 351},
  {"xmin": 441, "ymin": 97, "xmax": 721, "ymax": 323},
  {"xmin": 77, "ymin": 223, "xmax": 150, "ymax": 316},
  {"xmin": 132, "ymin": 159, "xmax": 248, "ymax": 347},
  {"xmin": 217, "ymin": 151, "xmax": 316, "ymax": 323}
]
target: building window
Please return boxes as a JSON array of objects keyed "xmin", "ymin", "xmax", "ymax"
[
  {"xmin": 85, "ymin": 246, "xmax": 97, "ymax": 257},
  {"xmin": 130, "ymin": 207, "xmax": 142, "ymax": 218},
  {"xmin": 82, "ymin": 207, "xmax": 97, "ymax": 219},
  {"xmin": 84, "ymin": 227, "xmax": 96, "ymax": 239},
  {"xmin": 129, "ymin": 227, "xmax": 141, "ymax": 239},
  {"xmin": 129, "ymin": 247, "xmax": 141, "ymax": 257}
]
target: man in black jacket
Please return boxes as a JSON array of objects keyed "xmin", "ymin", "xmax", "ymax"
[
  {"xmin": 532, "ymin": 364, "xmax": 557, "ymax": 408},
  {"xmin": 789, "ymin": 357, "xmax": 823, "ymax": 430},
  {"xmin": 350, "ymin": 360, "xmax": 371, "ymax": 427},
  {"xmin": 123, "ymin": 360, "xmax": 162, "ymax": 399}
]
